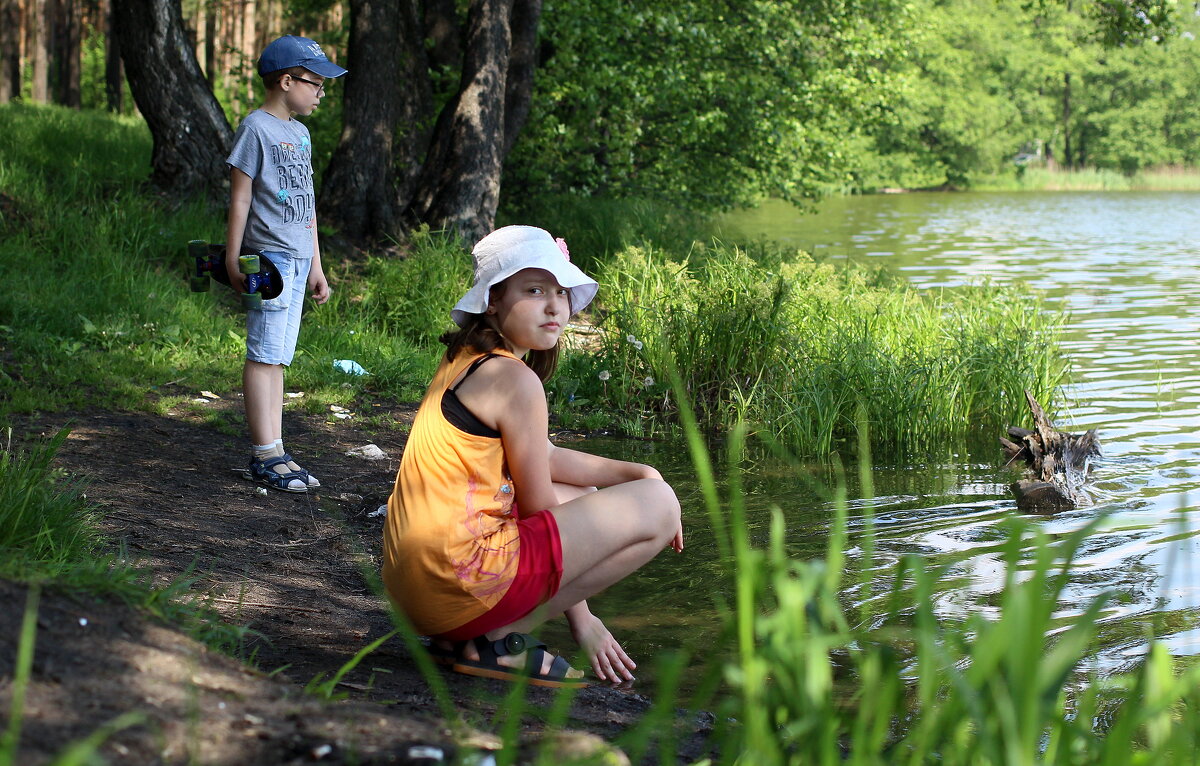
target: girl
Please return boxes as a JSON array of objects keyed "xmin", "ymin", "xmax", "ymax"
[{"xmin": 382, "ymin": 225, "xmax": 683, "ymax": 687}]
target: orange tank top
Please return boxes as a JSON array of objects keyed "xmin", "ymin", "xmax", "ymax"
[{"xmin": 381, "ymin": 350, "xmax": 522, "ymax": 635}]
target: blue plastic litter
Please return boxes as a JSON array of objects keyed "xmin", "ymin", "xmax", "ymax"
[{"xmin": 333, "ymin": 359, "xmax": 369, "ymax": 375}]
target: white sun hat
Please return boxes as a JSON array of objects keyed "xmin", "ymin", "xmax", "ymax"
[{"xmin": 451, "ymin": 225, "xmax": 599, "ymax": 327}]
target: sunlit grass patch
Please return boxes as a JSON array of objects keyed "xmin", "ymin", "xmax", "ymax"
[
  {"xmin": 573, "ymin": 239, "xmax": 1065, "ymax": 456},
  {"xmin": 978, "ymin": 165, "xmax": 1200, "ymax": 192}
]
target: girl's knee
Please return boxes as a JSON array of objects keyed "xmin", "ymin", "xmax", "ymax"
[{"xmin": 640, "ymin": 478, "xmax": 680, "ymax": 533}]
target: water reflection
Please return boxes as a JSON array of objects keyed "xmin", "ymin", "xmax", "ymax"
[{"xmin": 553, "ymin": 192, "xmax": 1200, "ymax": 690}]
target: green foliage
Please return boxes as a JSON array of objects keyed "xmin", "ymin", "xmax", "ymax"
[
  {"xmin": 831, "ymin": 0, "xmax": 1200, "ymax": 189},
  {"xmin": 636, "ymin": 412, "xmax": 1200, "ymax": 764},
  {"xmin": 352, "ymin": 227, "xmax": 473, "ymax": 346},
  {"xmin": 0, "ymin": 103, "xmax": 435, "ymax": 417},
  {"xmin": 573, "ymin": 239, "xmax": 1065, "ymax": 456},
  {"xmin": 0, "ymin": 429, "xmax": 103, "ymax": 577},
  {"xmin": 506, "ymin": 0, "xmax": 909, "ymax": 213}
]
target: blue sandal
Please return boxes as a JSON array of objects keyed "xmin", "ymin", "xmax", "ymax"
[
  {"xmin": 247, "ymin": 455, "xmax": 308, "ymax": 493},
  {"xmin": 282, "ymin": 452, "xmax": 321, "ymax": 488}
]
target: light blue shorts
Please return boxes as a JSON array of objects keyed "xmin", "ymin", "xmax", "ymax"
[{"xmin": 245, "ymin": 251, "xmax": 312, "ymax": 366}]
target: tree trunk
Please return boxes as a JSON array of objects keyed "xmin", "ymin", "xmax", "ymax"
[
  {"xmin": 1062, "ymin": 72, "xmax": 1072, "ymax": 169},
  {"xmin": 0, "ymin": 0, "xmax": 20, "ymax": 102},
  {"xmin": 1000, "ymin": 390, "xmax": 1100, "ymax": 512},
  {"xmin": 422, "ymin": 0, "xmax": 461, "ymax": 70},
  {"xmin": 104, "ymin": 0, "xmax": 122, "ymax": 111},
  {"xmin": 204, "ymin": 7, "xmax": 215, "ymax": 86},
  {"xmin": 501, "ymin": 0, "xmax": 541, "ymax": 160},
  {"xmin": 407, "ymin": 0, "xmax": 514, "ymax": 243},
  {"xmin": 31, "ymin": 0, "xmax": 50, "ymax": 102},
  {"xmin": 114, "ymin": 0, "xmax": 232, "ymax": 198},
  {"xmin": 320, "ymin": 0, "xmax": 431, "ymax": 244},
  {"xmin": 61, "ymin": 0, "xmax": 81, "ymax": 107}
]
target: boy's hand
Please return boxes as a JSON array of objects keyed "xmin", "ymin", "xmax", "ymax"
[
  {"xmin": 309, "ymin": 268, "xmax": 331, "ymax": 304},
  {"xmin": 225, "ymin": 252, "xmax": 247, "ymax": 293}
]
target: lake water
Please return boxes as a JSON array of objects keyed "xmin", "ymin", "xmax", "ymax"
[{"xmin": 559, "ymin": 191, "xmax": 1200, "ymax": 689}]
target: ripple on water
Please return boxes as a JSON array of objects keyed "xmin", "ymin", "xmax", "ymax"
[{"xmin": 719, "ymin": 193, "xmax": 1200, "ymax": 656}]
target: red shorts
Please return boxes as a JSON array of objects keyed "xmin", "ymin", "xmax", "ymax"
[{"xmin": 437, "ymin": 509, "xmax": 564, "ymax": 641}]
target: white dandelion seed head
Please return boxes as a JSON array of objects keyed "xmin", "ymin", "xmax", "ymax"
[
  {"xmin": 598, "ymin": 370, "xmax": 611, "ymax": 381},
  {"xmin": 643, "ymin": 376, "xmax": 655, "ymax": 388}
]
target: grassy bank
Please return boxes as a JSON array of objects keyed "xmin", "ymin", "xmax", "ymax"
[
  {"xmin": 1, "ymin": 103, "xmax": 1067, "ymax": 458},
  {"xmin": 3, "ymin": 102, "xmax": 1196, "ymax": 763},
  {"xmin": 6, "ymin": 403, "xmax": 1200, "ymax": 764},
  {"xmin": 977, "ymin": 165, "xmax": 1200, "ymax": 192}
]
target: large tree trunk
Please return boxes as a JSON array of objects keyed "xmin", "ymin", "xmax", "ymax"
[
  {"xmin": 320, "ymin": 0, "xmax": 431, "ymax": 243},
  {"xmin": 501, "ymin": 0, "xmax": 541, "ymax": 160},
  {"xmin": 115, "ymin": 0, "xmax": 232, "ymax": 198},
  {"xmin": 58, "ymin": 0, "xmax": 81, "ymax": 107},
  {"xmin": 0, "ymin": 0, "xmax": 19, "ymax": 102},
  {"xmin": 406, "ymin": 0, "xmax": 515, "ymax": 243},
  {"xmin": 103, "ymin": 0, "xmax": 123, "ymax": 111},
  {"xmin": 323, "ymin": 0, "xmax": 543, "ymax": 246}
]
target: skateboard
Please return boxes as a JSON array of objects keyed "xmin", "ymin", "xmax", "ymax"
[{"xmin": 188, "ymin": 239, "xmax": 283, "ymax": 310}]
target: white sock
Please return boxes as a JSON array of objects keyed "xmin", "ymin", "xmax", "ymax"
[
  {"xmin": 253, "ymin": 442, "xmax": 281, "ymax": 461},
  {"xmin": 277, "ymin": 440, "xmax": 320, "ymax": 487}
]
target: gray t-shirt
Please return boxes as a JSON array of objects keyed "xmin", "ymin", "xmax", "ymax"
[{"xmin": 226, "ymin": 109, "xmax": 315, "ymax": 259}]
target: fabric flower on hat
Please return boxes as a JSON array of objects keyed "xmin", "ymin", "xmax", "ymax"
[{"xmin": 555, "ymin": 237, "xmax": 570, "ymax": 261}]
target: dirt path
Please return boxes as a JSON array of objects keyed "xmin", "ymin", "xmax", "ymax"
[{"xmin": 2, "ymin": 400, "xmax": 713, "ymax": 765}]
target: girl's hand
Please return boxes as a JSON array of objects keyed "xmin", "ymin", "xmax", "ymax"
[{"xmin": 571, "ymin": 612, "xmax": 636, "ymax": 683}]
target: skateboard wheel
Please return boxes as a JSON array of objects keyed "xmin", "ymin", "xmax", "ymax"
[
  {"xmin": 190, "ymin": 275, "xmax": 210, "ymax": 292},
  {"xmin": 187, "ymin": 239, "xmax": 208, "ymax": 259},
  {"xmin": 241, "ymin": 292, "xmax": 263, "ymax": 310},
  {"xmin": 239, "ymin": 254, "xmax": 261, "ymax": 274}
]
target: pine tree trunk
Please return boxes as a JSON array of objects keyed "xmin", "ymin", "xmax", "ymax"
[
  {"xmin": 103, "ymin": 0, "xmax": 122, "ymax": 111},
  {"xmin": 0, "ymin": 0, "xmax": 20, "ymax": 102},
  {"xmin": 114, "ymin": 0, "xmax": 232, "ymax": 198},
  {"xmin": 62, "ymin": 0, "xmax": 81, "ymax": 107},
  {"xmin": 31, "ymin": 0, "xmax": 50, "ymax": 102},
  {"xmin": 203, "ymin": 8, "xmax": 215, "ymax": 86},
  {"xmin": 321, "ymin": 0, "xmax": 431, "ymax": 244},
  {"xmin": 407, "ymin": 0, "xmax": 514, "ymax": 243}
]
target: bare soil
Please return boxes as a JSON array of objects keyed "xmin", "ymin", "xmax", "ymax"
[{"xmin": 1, "ymin": 396, "xmax": 713, "ymax": 765}]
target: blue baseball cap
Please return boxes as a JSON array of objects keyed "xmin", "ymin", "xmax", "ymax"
[{"xmin": 257, "ymin": 35, "xmax": 347, "ymax": 78}]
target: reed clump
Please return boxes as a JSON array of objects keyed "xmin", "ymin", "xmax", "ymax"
[
  {"xmin": 581, "ymin": 241, "xmax": 1065, "ymax": 456},
  {"xmin": 979, "ymin": 165, "xmax": 1200, "ymax": 192}
]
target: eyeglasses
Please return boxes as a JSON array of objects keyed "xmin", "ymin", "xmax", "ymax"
[{"xmin": 289, "ymin": 74, "xmax": 326, "ymax": 95}]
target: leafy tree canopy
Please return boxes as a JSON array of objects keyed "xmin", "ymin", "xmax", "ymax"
[{"xmin": 503, "ymin": 0, "xmax": 911, "ymax": 212}]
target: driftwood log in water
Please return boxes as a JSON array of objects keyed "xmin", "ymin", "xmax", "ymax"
[{"xmin": 999, "ymin": 391, "xmax": 1101, "ymax": 512}]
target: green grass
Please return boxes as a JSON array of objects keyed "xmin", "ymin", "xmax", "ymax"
[
  {"xmin": 0, "ymin": 102, "xmax": 1066, "ymax": 459},
  {"xmin": 572, "ymin": 392, "xmax": 1200, "ymax": 764},
  {"xmin": 0, "ymin": 102, "xmax": 435, "ymax": 416},
  {"xmin": 0, "ymin": 428, "xmax": 104, "ymax": 579},
  {"xmin": 15, "ymin": 102, "xmax": 1182, "ymax": 763},
  {"xmin": 556, "ymin": 240, "xmax": 1065, "ymax": 456},
  {"xmin": 976, "ymin": 165, "xmax": 1200, "ymax": 192}
]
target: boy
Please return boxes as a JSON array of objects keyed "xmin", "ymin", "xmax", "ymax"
[{"xmin": 225, "ymin": 35, "xmax": 346, "ymax": 492}]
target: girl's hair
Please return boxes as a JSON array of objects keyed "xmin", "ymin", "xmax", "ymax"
[{"xmin": 439, "ymin": 284, "xmax": 560, "ymax": 381}]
